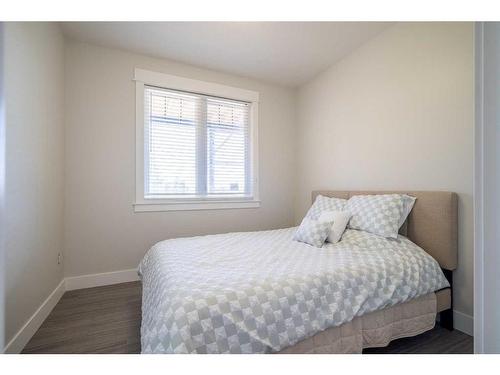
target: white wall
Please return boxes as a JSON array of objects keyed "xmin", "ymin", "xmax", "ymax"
[
  {"xmin": 64, "ymin": 41, "xmax": 296, "ymax": 277},
  {"xmin": 4, "ymin": 23, "xmax": 65, "ymax": 344},
  {"xmin": 295, "ymin": 23, "xmax": 474, "ymax": 320}
]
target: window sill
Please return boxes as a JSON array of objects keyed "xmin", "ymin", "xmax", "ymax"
[{"xmin": 133, "ymin": 199, "xmax": 261, "ymax": 212}]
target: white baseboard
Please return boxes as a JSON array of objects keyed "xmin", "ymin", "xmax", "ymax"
[
  {"xmin": 4, "ymin": 279, "xmax": 66, "ymax": 354},
  {"xmin": 454, "ymin": 310, "xmax": 474, "ymax": 336},
  {"xmin": 64, "ymin": 269, "xmax": 139, "ymax": 291}
]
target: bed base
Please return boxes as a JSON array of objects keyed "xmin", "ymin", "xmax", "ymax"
[
  {"xmin": 278, "ymin": 292, "xmax": 439, "ymax": 354},
  {"xmin": 439, "ymin": 270, "xmax": 454, "ymax": 330}
]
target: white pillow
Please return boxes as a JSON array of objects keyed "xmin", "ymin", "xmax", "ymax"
[
  {"xmin": 293, "ymin": 217, "xmax": 334, "ymax": 247},
  {"xmin": 346, "ymin": 194, "xmax": 405, "ymax": 239},
  {"xmin": 399, "ymin": 194, "xmax": 416, "ymax": 228},
  {"xmin": 305, "ymin": 195, "xmax": 347, "ymax": 220},
  {"xmin": 318, "ymin": 211, "xmax": 352, "ymax": 243}
]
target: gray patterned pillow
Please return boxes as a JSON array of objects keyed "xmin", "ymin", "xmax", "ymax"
[
  {"xmin": 306, "ymin": 195, "xmax": 347, "ymax": 220},
  {"xmin": 293, "ymin": 217, "xmax": 333, "ymax": 247},
  {"xmin": 346, "ymin": 194, "xmax": 405, "ymax": 239}
]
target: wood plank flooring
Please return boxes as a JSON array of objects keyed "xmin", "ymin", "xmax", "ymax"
[
  {"xmin": 22, "ymin": 282, "xmax": 142, "ymax": 354},
  {"xmin": 22, "ymin": 281, "xmax": 473, "ymax": 354},
  {"xmin": 364, "ymin": 326, "xmax": 473, "ymax": 354}
]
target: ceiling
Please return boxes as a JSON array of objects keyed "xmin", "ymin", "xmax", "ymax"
[{"xmin": 61, "ymin": 22, "xmax": 393, "ymax": 87}]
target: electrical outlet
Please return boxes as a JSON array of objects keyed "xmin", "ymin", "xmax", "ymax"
[{"xmin": 57, "ymin": 252, "xmax": 63, "ymax": 265}]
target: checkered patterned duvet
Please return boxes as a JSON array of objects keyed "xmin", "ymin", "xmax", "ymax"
[{"xmin": 138, "ymin": 227, "xmax": 449, "ymax": 353}]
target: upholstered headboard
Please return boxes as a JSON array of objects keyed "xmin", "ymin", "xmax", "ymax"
[{"xmin": 311, "ymin": 190, "xmax": 458, "ymax": 271}]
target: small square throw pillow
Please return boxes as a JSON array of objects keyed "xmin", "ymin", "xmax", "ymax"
[
  {"xmin": 305, "ymin": 195, "xmax": 347, "ymax": 220},
  {"xmin": 318, "ymin": 210, "xmax": 352, "ymax": 243},
  {"xmin": 293, "ymin": 217, "xmax": 333, "ymax": 247}
]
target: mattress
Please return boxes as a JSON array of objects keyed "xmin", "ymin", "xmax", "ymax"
[{"xmin": 138, "ymin": 227, "xmax": 449, "ymax": 354}]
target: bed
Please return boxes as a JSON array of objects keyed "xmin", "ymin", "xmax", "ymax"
[{"xmin": 138, "ymin": 190, "xmax": 457, "ymax": 354}]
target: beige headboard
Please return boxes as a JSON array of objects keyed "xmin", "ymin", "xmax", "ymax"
[{"xmin": 312, "ymin": 190, "xmax": 458, "ymax": 271}]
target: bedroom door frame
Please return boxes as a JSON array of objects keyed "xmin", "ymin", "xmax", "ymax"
[
  {"xmin": 474, "ymin": 21, "xmax": 500, "ymax": 354},
  {"xmin": 0, "ymin": 22, "xmax": 5, "ymax": 352}
]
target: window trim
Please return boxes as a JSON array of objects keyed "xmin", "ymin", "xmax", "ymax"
[{"xmin": 133, "ymin": 68, "xmax": 260, "ymax": 212}]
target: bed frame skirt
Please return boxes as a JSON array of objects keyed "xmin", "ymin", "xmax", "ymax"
[{"xmin": 278, "ymin": 289, "xmax": 450, "ymax": 354}]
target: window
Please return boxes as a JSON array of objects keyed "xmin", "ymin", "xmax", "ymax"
[
  {"xmin": 134, "ymin": 69, "xmax": 259, "ymax": 211},
  {"xmin": 144, "ymin": 86, "xmax": 250, "ymax": 198}
]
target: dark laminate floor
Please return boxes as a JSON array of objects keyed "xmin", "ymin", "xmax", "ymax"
[
  {"xmin": 22, "ymin": 282, "xmax": 142, "ymax": 354},
  {"xmin": 363, "ymin": 326, "xmax": 473, "ymax": 354},
  {"xmin": 22, "ymin": 281, "xmax": 473, "ymax": 354}
]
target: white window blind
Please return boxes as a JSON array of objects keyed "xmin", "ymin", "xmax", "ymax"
[{"xmin": 144, "ymin": 85, "xmax": 252, "ymax": 199}]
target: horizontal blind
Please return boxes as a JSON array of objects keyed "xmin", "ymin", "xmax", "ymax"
[
  {"xmin": 144, "ymin": 85, "xmax": 251, "ymax": 198},
  {"xmin": 144, "ymin": 86, "xmax": 202, "ymax": 196},
  {"xmin": 206, "ymin": 98, "xmax": 250, "ymax": 196}
]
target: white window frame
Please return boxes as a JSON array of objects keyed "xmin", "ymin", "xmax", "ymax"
[{"xmin": 133, "ymin": 68, "xmax": 260, "ymax": 212}]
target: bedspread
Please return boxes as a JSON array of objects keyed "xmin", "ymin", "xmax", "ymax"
[{"xmin": 138, "ymin": 228, "xmax": 449, "ymax": 353}]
